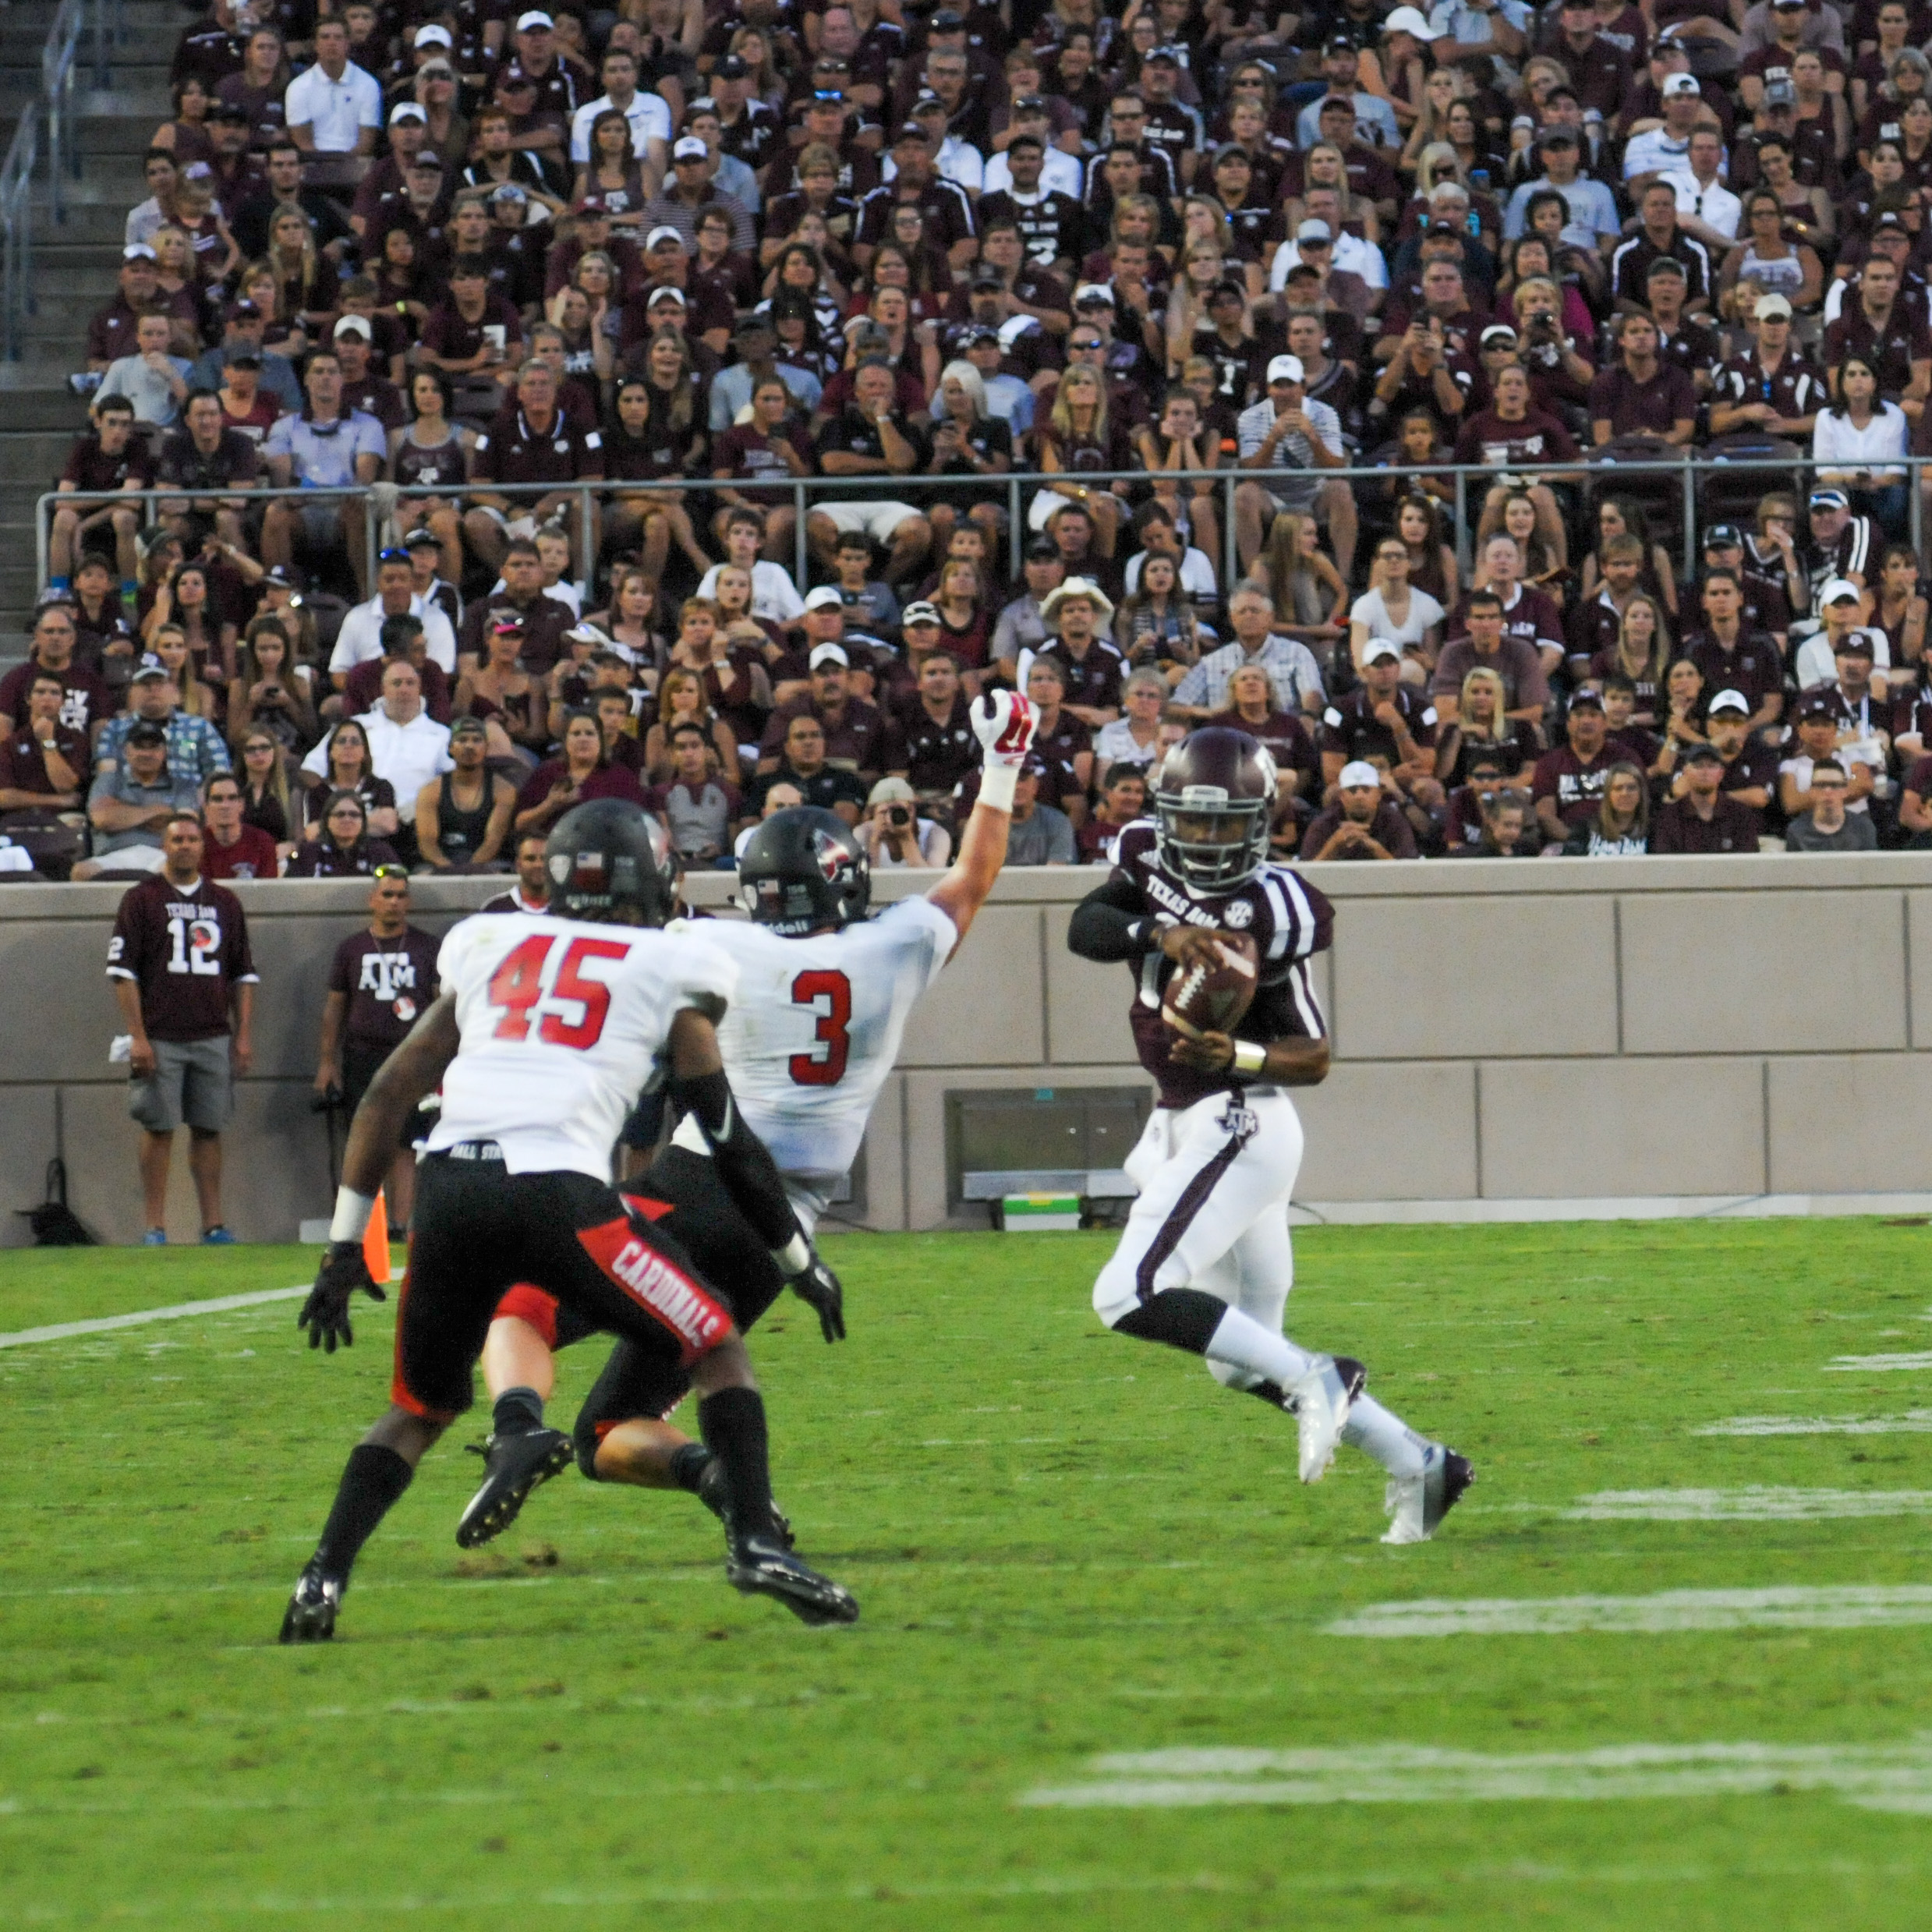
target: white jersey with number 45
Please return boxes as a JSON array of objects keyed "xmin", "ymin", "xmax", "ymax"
[
  {"xmin": 426, "ymin": 911, "xmax": 740, "ymax": 1180},
  {"xmin": 667, "ymin": 896, "xmax": 957, "ymax": 1227}
]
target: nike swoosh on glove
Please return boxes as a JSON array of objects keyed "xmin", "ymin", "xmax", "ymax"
[
  {"xmin": 785, "ymin": 1248, "xmax": 847, "ymax": 1343},
  {"xmin": 971, "ymin": 688, "xmax": 1037, "ymax": 766}
]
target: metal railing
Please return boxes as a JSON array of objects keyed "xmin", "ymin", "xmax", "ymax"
[
  {"xmin": 36, "ymin": 447, "xmax": 1930, "ymax": 610},
  {"xmin": 44, "ymin": 0, "xmax": 83, "ymax": 225},
  {"xmin": 0, "ymin": 104, "xmax": 34, "ymax": 363}
]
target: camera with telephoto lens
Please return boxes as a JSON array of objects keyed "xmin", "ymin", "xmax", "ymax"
[{"xmin": 886, "ymin": 803, "xmax": 911, "ymax": 829}]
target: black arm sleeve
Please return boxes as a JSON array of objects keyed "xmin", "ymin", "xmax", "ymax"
[
  {"xmin": 1067, "ymin": 873, "xmax": 1156, "ymax": 963},
  {"xmin": 667, "ymin": 1067, "xmax": 801, "ymax": 1250}
]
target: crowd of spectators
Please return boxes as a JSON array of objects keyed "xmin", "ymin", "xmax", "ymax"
[{"xmin": 16, "ymin": 0, "xmax": 1932, "ymax": 875}]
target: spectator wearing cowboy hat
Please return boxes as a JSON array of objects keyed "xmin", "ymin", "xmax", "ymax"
[{"xmin": 1036, "ymin": 575, "xmax": 1127, "ymax": 727}]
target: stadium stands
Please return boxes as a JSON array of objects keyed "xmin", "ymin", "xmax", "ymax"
[{"xmin": 3, "ymin": 0, "xmax": 1932, "ymax": 873}]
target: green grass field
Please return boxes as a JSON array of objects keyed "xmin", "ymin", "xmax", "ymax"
[{"xmin": 5, "ymin": 1220, "xmax": 1932, "ymax": 1929}]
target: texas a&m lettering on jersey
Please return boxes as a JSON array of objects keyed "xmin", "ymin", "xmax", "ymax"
[
  {"xmin": 105, "ymin": 875, "xmax": 258, "ymax": 1042},
  {"xmin": 1107, "ymin": 820, "xmax": 1332, "ymax": 1110},
  {"xmin": 328, "ymin": 927, "xmax": 442, "ymax": 1052}
]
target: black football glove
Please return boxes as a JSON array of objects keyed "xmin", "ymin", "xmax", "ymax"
[
  {"xmin": 784, "ymin": 1247, "xmax": 846, "ymax": 1344},
  {"xmin": 298, "ymin": 1239, "xmax": 387, "ymax": 1353}
]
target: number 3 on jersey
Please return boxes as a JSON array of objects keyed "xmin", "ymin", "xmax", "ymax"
[
  {"xmin": 488, "ymin": 932, "xmax": 629, "ymax": 1048},
  {"xmin": 789, "ymin": 968, "xmax": 851, "ymax": 1085}
]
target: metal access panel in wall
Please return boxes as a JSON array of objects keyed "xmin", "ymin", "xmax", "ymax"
[{"xmin": 949, "ymin": 1086, "xmax": 1153, "ymax": 1207}]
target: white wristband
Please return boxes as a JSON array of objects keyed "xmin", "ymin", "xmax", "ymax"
[
  {"xmin": 772, "ymin": 1231, "xmax": 812, "ymax": 1275},
  {"xmin": 329, "ymin": 1187, "xmax": 377, "ymax": 1244},
  {"xmin": 978, "ymin": 762, "xmax": 1019, "ymax": 812},
  {"xmin": 1232, "ymin": 1040, "xmax": 1267, "ymax": 1077}
]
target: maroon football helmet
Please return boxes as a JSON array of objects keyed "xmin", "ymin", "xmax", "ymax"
[{"xmin": 1153, "ymin": 726, "xmax": 1277, "ymax": 893}]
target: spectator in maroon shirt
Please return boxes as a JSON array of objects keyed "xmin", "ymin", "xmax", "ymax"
[
  {"xmin": 884, "ymin": 649, "xmax": 979, "ymax": 803},
  {"xmin": 87, "ymin": 245, "xmax": 196, "ymax": 370},
  {"xmin": 198, "ymin": 770, "xmax": 279, "ymax": 879},
  {"xmin": 51, "ymin": 395, "xmax": 151, "ymax": 590},
  {"xmin": 1651, "ymin": 741, "xmax": 1763, "ymax": 851},
  {"xmin": 1823, "ymin": 253, "xmax": 1932, "ymax": 420},
  {"xmin": 1305, "ymin": 758, "xmax": 1420, "ymax": 861},
  {"xmin": 1683, "ymin": 568, "xmax": 1786, "ymax": 735},
  {"xmin": 465, "ymin": 361, "xmax": 605, "ymax": 575},
  {"xmin": 1077, "ymin": 764, "xmax": 1148, "ymax": 862},
  {"xmin": 1587, "ymin": 311, "xmax": 1698, "ymax": 444},
  {"xmin": 0, "ymin": 669, "xmax": 89, "ymax": 877},
  {"xmin": 514, "ymin": 707, "xmax": 646, "ymax": 837},
  {"xmin": 0, "ymin": 602, "xmax": 112, "ymax": 748},
  {"xmin": 1532, "ymin": 687, "xmax": 1621, "ymax": 842},
  {"xmin": 105, "ymin": 812, "xmax": 257, "ymax": 1245}
]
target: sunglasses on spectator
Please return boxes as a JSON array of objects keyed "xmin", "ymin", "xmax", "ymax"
[{"xmin": 327, "ymin": 805, "xmax": 366, "ymax": 821}]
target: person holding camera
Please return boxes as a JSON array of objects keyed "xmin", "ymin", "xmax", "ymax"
[
  {"xmin": 1373, "ymin": 305, "xmax": 1470, "ymax": 430},
  {"xmin": 858, "ymin": 776, "xmax": 951, "ymax": 868},
  {"xmin": 313, "ymin": 869, "xmax": 438, "ymax": 1237}
]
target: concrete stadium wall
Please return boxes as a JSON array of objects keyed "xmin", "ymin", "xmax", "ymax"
[{"xmin": 0, "ymin": 855, "xmax": 1927, "ymax": 1247}]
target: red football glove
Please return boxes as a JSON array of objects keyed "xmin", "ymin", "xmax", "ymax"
[{"xmin": 972, "ymin": 689, "xmax": 1037, "ymax": 766}]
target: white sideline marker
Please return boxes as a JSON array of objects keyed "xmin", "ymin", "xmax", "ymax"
[
  {"xmin": 0, "ymin": 1286, "xmax": 308, "ymax": 1350},
  {"xmin": 1825, "ymin": 1352, "xmax": 1932, "ymax": 1372},
  {"xmin": 1326, "ymin": 1585, "xmax": 1932, "ymax": 1638},
  {"xmin": 1021, "ymin": 1740, "xmax": 1932, "ymax": 1811},
  {"xmin": 1562, "ymin": 1488, "xmax": 1932, "ymax": 1521},
  {"xmin": 1695, "ymin": 1412, "xmax": 1932, "ymax": 1436}
]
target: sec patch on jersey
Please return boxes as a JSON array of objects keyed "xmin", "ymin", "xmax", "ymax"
[{"xmin": 1160, "ymin": 932, "xmax": 1259, "ymax": 1036}]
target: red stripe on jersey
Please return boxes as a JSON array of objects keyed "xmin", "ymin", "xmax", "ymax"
[
  {"xmin": 389, "ymin": 1269, "xmax": 462, "ymax": 1423},
  {"xmin": 575, "ymin": 1216, "xmax": 731, "ymax": 1366},
  {"xmin": 494, "ymin": 1282, "xmax": 561, "ymax": 1349}
]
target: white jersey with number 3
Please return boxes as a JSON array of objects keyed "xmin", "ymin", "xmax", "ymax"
[
  {"xmin": 668, "ymin": 896, "xmax": 957, "ymax": 1221},
  {"xmin": 426, "ymin": 911, "xmax": 740, "ymax": 1180}
]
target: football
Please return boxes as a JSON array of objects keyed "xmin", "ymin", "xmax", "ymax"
[{"xmin": 1161, "ymin": 931, "xmax": 1261, "ymax": 1036}]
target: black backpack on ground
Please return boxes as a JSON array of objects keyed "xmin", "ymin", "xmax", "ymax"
[{"xmin": 17, "ymin": 1158, "xmax": 94, "ymax": 1247}]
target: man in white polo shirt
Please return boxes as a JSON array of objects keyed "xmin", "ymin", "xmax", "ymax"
[
  {"xmin": 327, "ymin": 547, "xmax": 462, "ymax": 685},
  {"xmin": 304, "ymin": 659, "xmax": 453, "ymax": 836},
  {"xmin": 285, "ymin": 16, "xmax": 382, "ymax": 171}
]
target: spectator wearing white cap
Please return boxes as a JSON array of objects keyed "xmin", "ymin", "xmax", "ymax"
[
  {"xmin": 1265, "ymin": 211, "xmax": 1386, "ymax": 305},
  {"xmin": 1793, "ymin": 577, "xmax": 1891, "ymax": 692},
  {"xmin": 1233, "ymin": 353, "xmax": 1352, "ymax": 579},
  {"xmin": 757, "ymin": 633, "xmax": 890, "ymax": 780},
  {"xmin": 568, "ymin": 45, "xmax": 671, "ymax": 182},
  {"xmin": 1620, "ymin": 73, "xmax": 1704, "ymax": 191},
  {"xmin": 285, "ymin": 16, "xmax": 382, "ymax": 170},
  {"xmin": 639, "ymin": 136, "xmax": 756, "ymax": 252},
  {"xmin": 1304, "ymin": 759, "xmax": 1417, "ymax": 861},
  {"xmin": 1710, "ymin": 293, "xmax": 1824, "ymax": 441},
  {"xmin": 858, "ymin": 774, "xmax": 951, "ymax": 868}
]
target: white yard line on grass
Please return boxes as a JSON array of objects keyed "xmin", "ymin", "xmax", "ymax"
[
  {"xmin": 1021, "ymin": 1741, "xmax": 1932, "ymax": 1810},
  {"xmin": 1695, "ymin": 1413, "xmax": 1932, "ymax": 1436},
  {"xmin": 1562, "ymin": 1488, "xmax": 1932, "ymax": 1521},
  {"xmin": 1825, "ymin": 1352, "xmax": 1932, "ymax": 1372},
  {"xmin": 1327, "ymin": 1585, "xmax": 1932, "ymax": 1638},
  {"xmin": 0, "ymin": 1288, "xmax": 307, "ymax": 1350}
]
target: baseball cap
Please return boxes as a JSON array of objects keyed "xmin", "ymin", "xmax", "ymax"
[
  {"xmin": 1682, "ymin": 741, "xmax": 1725, "ymax": 764},
  {"xmin": 1707, "ymin": 688, "xmax": 1752, "ymax": 716},
  {"xmin": 646, "ymin": 284, "xmax": 685, "ymax": 307},
  {"xmin": 1835, "ymin": 628, "xmax": 1876, "ymax": 654},
  {"xmin": 1799, "ymin": 692, "xmax": 1839, "ymax": 719},
  {"xmin": 914, "ymin": 88, "xmax": 946, "ymax": 110},
  {"xmin": 1481, "ymin": 323, "xmax": 1519, "ymax": 346},
  {"xmin": 122, "ymin": 242, "xmax": 156, "ymax": 262},
  {"xmin": 1877, "ymin": 211, "xmax": 1908, "ymax": 231},
  {"xmin": 491, "ymin": 181, "xmax": 528, "ymax": 203},
  {"xmin": 1024, "ymin": 537, "xmax": 1060, "ymax": 563},
  {"xmin": 449, "ymin": 715, "xmax": 488, "ymax": 741},
  {"xmin": 211, "ymin": 100, "xmax": 249, "ymax": 122},
  {"xmin": 125, "ymin": 718, "xmax": 170, "ymax": 741},
  {"xmin": 401, "ymin": 528, "xmax": 441, "ymax": 550},
  {"xmin": 1266, "ymin": 353, "xmax": 1304, "ymax": 383},
  {"xmin": 1703, "ymin": 523, "xmax": 1743, "ymax": 548},
  {"xmin": 413, "ymin": 22, "xmax": 452, "ymax": 44},
  {"xmin": 1663, "ymin": 72, "xmax": 1700, "ymax": 95},
  {"xmin": 901, "ymin": 600, "xmax": 941, "ymax": 626},
  {"xmin": 409, "ymin": 150, "xmax": 444, "ymax": 171},
  {"xmin": 332, "ymin": 314, "xmax": 373, "ymax": 340},
  {"xmin": 225, "ymin": 297, "xmax": 261, "ymax": 322},
  {"xmin": 1755, "ymin": 292, "xmax": 1794, "ymax": 320},
  {"xmin": 1646, "ymin": 255, "xmax": 1686, "ymax": 278},
  {"xmin": 1013, "ymin": 94, "xmax": 1046, "ymax": 113},
  {"xmin": 389, "ymin": 101, "xmax": 427, "ymax": 124},
  {"xmin": 1810, "ymin": 490, "xmax": 1850, "ymax": 512},
  {"xmin": 1537, "ymin": 124, "xmax": 1579, "ymax": 145},
  {"xmin": 1072, "ymin": 282, "xmax": 1115, "ymax": 306},
  {"xmin": 515, "ymin": 9, "xmax": 553, "ymax": 27},
  {"xmin": 1338, "ymin": 759, "xmax": 1382, "ymax": 789},
  {"xmin": 673, "ymin": 135, "xmax": 707, "ymax": 160},
  {"xmin": 1383, "ymin": 4, "xmax": 1439, "ymax": 34},
  {"xmin": 646, "ymin": 224, "xmax": 684, "ymax": 249},
  {"xmin": 490, "ymin": 612, "xmax": 527, "ymax": 634},
  {"xmin": 1568, "ymin": 687, "xmax": 1605, "ymax": 712},
  {"xmin": 804, "ymin": 585, "xmax": 844, "ymax": 612},
  {"xmin": 1820, "ymin": 575, "xmax": 1862, "ymax": 603},
  {"xmin": 809, "ymin": 642, "xmax": 850, "ymax": 668},
  {"xmin": 1296, "ymin": 218, "xmax": 1332, "ymax": 242},
  {"xmin": 1764, "ymin": 76, "xmax": 1797, "ymax": 104},
  {"xmin": 868, "ymin": 776, "xmax": 917, "ymax": 807},
  {"xmin": 1361, "ymin": 639, "xmax": 1402, "ymax": 666},
  {"xmin": 228, "ymin": 350, "xmax": 262, "ymax": 370},
  {"xmin": 970, "ymin": 260, "xmax": 1005, "ymax": 288},
  {"xmin": 128, "ymin": 670, "xmax": 171, "ymax": 691},
  {"xmin": 715, "ymin": 53, "xmax": 748, "ymax": 79}
]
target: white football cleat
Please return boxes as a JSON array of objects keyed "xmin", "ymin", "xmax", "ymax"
[
  {"xmin": 1382, "ymin": 1444, "xmax": 1477, "ymax": 1545},
  {"xmin": 1290, "ymin": 1354, "xmax": 1364, "ymax": 1483}
]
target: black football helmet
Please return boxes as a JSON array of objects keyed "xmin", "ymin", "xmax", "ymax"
[
  {"xmin": 1153, "ymin": 726, "xmax": 1277, "ymax": 893},
  {"xmin": 736, "ymin": 806, "xmax": 870, "ymax": 935},
  {"xmin": 544, "ymin": 799, "xmax": 680, "ymax": 925}
]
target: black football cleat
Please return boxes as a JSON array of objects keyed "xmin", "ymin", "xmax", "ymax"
[
  {"xmin": 456, "ymin": 1427, "xmax": 574, "ymax": 1548},
  {"xmin": 726, "ymin": 1534, "xmax": 859, "ymax": 1626},
  {"xmin": 695, "ymin": 1454, "xmax": 794, "ymax": 1548},
  {"xmin": 278, "ymin": 1564, "xmax": 342, "ymax": 1644},
  {"xmin": 1382, "ymin": 1445, "xmax": 1477, "ymax": 1545}
]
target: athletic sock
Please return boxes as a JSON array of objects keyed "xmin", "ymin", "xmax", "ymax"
[
  {"xmin": 1342, "ymin": 1393, "xmax": 1431, "ymax": 1480},
  {"xmin": 313, "ymin": 1442, "xmax": 414, "ymax": 1580},
  {"xmin": 1204, "ymin": 1304, "xmax": 1316, "ymax": 1390},
  {"xmin": 1113, "ymin": 1291, "xmax": 1315, "ymax": 1390},
  {"xmin": 667, "ymin": 1440, "xmax": 714, "ymax": 1495},
  {"xmin": 492, "ymin": 1385, "xmax": 545, "ymax": 1436},
  {"xmin": 696, "ymin": 1386, "xmax": 777, "ymax": 1541}
]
